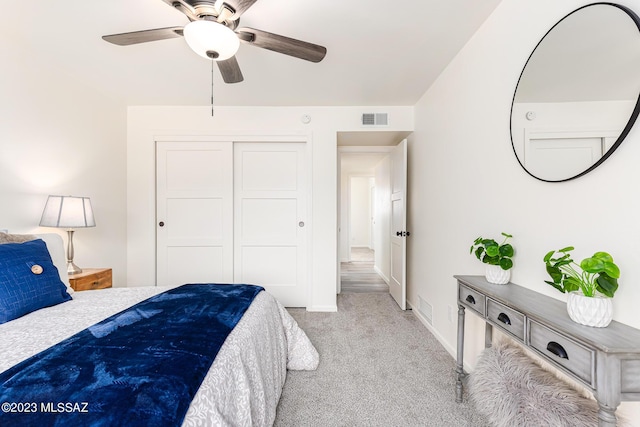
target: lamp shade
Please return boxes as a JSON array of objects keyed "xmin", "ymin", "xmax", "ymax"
[
  {"xmin": 39, "ymin": 196, "xmax": 96, "ymax": 229},
  {"xmin": 183, "ymin": 20, "xmax": 239, "ymax": 61}
]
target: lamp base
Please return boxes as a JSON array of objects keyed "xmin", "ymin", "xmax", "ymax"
[{"xmin": 67, "ymin": 261, "xmax": 83, "ymax": 275}]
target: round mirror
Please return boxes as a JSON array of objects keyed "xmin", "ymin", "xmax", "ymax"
[{"xmin": 510, "ymin": 3, "xmax": 640, "ymax": 182}]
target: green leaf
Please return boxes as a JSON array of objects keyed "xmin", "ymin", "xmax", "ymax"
[
  {"xmin": 485, "ymin": 245, "xmax": 499, "ymax": 257},
  {"xmin": 559, "ymin": 246, "xmax": 574, "ymax": 253},
  {"xmin": 545, "ymin": 280, "xmax": 565, "ymax": 293},
  {"xmin": 543, "ymin": 250, "xmax": 555, "ymax": 262},
  {"xmin": 563, "ymin": 277, "xmax": 581, "ymax": 294},
  {"xmin": 501, "ymin": 232, "xmax": 513, "ymax": 238},
  {"xmin": 555, "ymin": 259, "xmax": 573, "ymax": 268},
  {"xmin": 545, "ymin": 265, "xmax": 563, "ymax": 284},
  {"xmin": 592, "ymin": 252, "xmax": 613, "ymax": 263},
  {"xmin": 558, "ymin": 253, "xmax": 572, "ymax": 262},
  {"xmin": 500, "ymin": 258, "xmax": 513, "ymax": 270},
  {"xmin": 580, "ymin": 257, "xmax": 605, "ymax": 274},
  {"xmin": 499, "ymin": 244, "xmax": 514, "ymax": 257},
  {"xmin": 474, "ymin": 247, "xmax": 485, "ymax": 260},
  {"xmin": 482, "ymin": 254, "xmax": 500, "ymax": 265},
  {"xmin": 603, "ymin": 262, "xmax": 620, "ymax": 279},
  {"xmin": 596, "ymin": 274, "xmax": 619, "ymax": 298}
]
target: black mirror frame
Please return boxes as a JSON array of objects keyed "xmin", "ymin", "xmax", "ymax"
[{"xmin": 510, "ymin": 2, "xmax": 640, "ymax": 183}]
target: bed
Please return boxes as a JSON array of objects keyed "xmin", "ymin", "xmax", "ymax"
[{"xmin": 0, "ymin": 232, "xmax": 319, "ymax": 426}]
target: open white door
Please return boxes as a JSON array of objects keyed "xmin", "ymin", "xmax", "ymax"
[{"xmin": 389, "ymin": 139, "xmax": 407, "ymax": 310}]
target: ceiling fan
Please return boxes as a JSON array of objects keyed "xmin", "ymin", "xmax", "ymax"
[{"xmin": 102, "ymin": 0, "xmax": 327, "ymax": 84}]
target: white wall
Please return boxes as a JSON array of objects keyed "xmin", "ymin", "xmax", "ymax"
[
  {"xmin": 0, "ymin": 35, "xmax": 128, "ymax": 285},
  {"xmin": 350, "ymin": 176, "xmax": 373, "ymax": 248},
  {"xmin": 374, "ymin": 156, "xmax": 391, "ymax": 282},
  {"xmin": 127, "ymin": 106, "xmax": 413, "ymax": 311},
  {"xmin": 407, "ymin": 0, "xmax": 640, "ymax": 421}
]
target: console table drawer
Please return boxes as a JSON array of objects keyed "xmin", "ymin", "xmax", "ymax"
[
  {"xmin": 528, "ymin": 320, "xmax": 595, "ymax": 387},
  {"xmin": 487, "ymin": 299, "xmax": 525, "ymax": 341},
  {"xmin": 459, "ymin": 284, "xmax": 485, "ymax": 316}
]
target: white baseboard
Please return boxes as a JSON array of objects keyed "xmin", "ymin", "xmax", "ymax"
[
  {"xmin": 373, "ymin": 265, "xmax": 390, "ymax": 284},
  {"xmin": 407, "ymin": 299, "xmax": 470, "ymax": 370},
  {"xmin": 307, "ymin": 304, "xmax": 338, "ymax": 312}
]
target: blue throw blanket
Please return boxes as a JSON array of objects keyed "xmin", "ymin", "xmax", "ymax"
[{"xmin": 0, "ymin": 283, "xmax": 264, "ymax": 427}]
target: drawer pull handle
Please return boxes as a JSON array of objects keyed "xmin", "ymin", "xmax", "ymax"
[
  {"xmin": 546, "ymin": 341, "xmax": 569, "ymax": 360},
  {"xmin": 497, "ymin": 313, "xmax": 511, "ymax": 325},
  {"xmin": 465, "ymin": 295, "xmax": 476, "ymax": 305}
]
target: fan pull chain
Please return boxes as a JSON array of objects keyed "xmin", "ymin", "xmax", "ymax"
[{"xmin": 211, "ymin": 60, "xmax": 214, "ymax": 117}]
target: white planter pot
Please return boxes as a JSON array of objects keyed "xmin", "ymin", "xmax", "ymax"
[
  {"xmin": 566, "ymin": 291, "xmax": 613, "ymax": 328},
  {"xmin": 485, "ymin": 265, "xmax": 510, "ymax": 285}
]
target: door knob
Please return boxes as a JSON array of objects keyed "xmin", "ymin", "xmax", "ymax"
[
  {"xmin": 299, "ymin": 221, "xmax": 305, "ymax": 227},
  {"xmin": 159, "ymin": 221, "xmax": 165, "ymax": 227}
]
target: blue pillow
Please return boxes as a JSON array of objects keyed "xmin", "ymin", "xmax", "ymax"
[{"xmin": 0, "ymin": 239, "xmax": 72, "ymax": 324}]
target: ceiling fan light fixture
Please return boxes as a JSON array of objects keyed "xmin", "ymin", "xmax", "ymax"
[{"xmin": 183, "ymin": 20, "xmax": 239, "ymax": 61}]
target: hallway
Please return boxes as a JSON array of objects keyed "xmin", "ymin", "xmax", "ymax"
[{"xmin": 340, "ymin": 248, "xmax": 388, "ymax": 293}]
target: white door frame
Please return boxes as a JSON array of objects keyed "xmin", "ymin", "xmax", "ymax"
[
  {"xmin": 337, "ymin": 146, "xmax": 394, "ymax": 295},
  {"xmin": 154, "ymin": 133, "xmax": 313, "ymax": 307}
]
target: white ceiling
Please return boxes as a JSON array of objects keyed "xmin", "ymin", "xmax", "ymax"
[
  {"xmin": 341, "ymin": 153, "xmax": 389, "ymax": 175},
  {"xmin": 337, "ymin": 131, "xmax": 412, "ymax": 146},
  {"xmin": 1, "ymin": 0, "xmax": 502, "ymax": 107}
]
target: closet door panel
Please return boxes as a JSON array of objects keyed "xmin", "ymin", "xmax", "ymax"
[
  {"xmin": 156, "ymin": 141, "xmax": 233, "ymax": 286},
  {"xmin": 234, "ymin": 142, "xmax": 308, "ymax": 307}
]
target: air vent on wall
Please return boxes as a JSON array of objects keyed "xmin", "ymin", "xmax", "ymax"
[
  {"xmin": 361, "ymin": 113, "xmax": 389, "ymax": 126},
  {"xmin": 418, "ymin": 296, "xmax": 433, "ymax": 325}
]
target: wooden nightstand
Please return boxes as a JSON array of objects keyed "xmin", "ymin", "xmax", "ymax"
[{"xmin": 68, "ymin": 268, "xmax": 112, "ymax": 291}]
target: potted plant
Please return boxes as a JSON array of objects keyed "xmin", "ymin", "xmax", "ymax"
[
  {"xmin": 470, "ymin": 232, "xmax": 514, "ymax": 284},
  {"xmin": 543, "ymin": 246, "xmax": 620, "ymax": 327}
]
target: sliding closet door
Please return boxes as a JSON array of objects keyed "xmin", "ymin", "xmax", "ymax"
[
  {"xmin": 234, "ymin": 142, "xmax": 308, "ymax": 307},
  {"xmin": 156, "ymin": 141, "xmax": 233, "ymax": 286}
]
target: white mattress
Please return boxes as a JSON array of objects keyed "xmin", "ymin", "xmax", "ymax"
[{"xmin": 0, "ymin": 286, "xmax": 319, "ymax": 426}]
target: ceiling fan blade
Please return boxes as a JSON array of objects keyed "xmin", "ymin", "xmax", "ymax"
[
  {"xmin": 102, "ymin": 27, "xmax": 184, "ymax": 46},
  {"xmin": 217, "ymin": 57, "xmax": 244, "ymax": 83},
  {"xmin": 222, "ymin": 0, "xmax": 258, "ymax": 20},
  {"xmin": 236, "ymin": 28, "xmax": 327, "ymax": 63}
]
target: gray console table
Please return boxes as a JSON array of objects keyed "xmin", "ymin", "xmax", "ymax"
[{"xmin": 455, "ymin": 275, "xmax": 640, "ymax": 427}]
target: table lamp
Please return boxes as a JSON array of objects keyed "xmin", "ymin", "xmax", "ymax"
[{"xmin": 39, "ymin": 195, "xmax": 96, "ymax": 275}]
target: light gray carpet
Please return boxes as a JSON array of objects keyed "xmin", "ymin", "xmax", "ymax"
[{"xmin": 275, "ymin": 293, "xmax": 490, "ymax": 426}]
